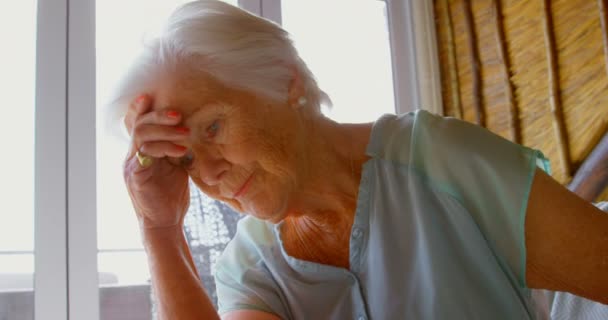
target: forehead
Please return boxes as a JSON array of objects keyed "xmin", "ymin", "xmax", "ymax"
[{"xmin": 152, "ymin": 68, "xmax": 228, "ymax": 118}]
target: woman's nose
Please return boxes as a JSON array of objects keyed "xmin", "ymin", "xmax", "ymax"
[{"xmin": 193, "ymin": 148, "xmax": 230, "ymax": 186}]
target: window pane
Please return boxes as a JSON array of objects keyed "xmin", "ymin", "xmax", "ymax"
[
  {"xmin": 282, "ymin": 0, "xmax": 396, "ymax": 123},
  {"xmin": 96, "ymin": 1, "xmax": 239, "ymax": 318},
  {"xmin": 0, "ymin": 1, "xmax": 37, "ymax": 319}
]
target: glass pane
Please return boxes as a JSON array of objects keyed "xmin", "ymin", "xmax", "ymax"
[
  {"xmin": 96, "ymin": 1, "xmax": 239, "ymax": 319},
  {"xmin": 282, "ymin": 0, "xmax": 396, "ymax": 123},
  {"xmin": 0, "ymin": 1, "xmax": 37, "ymax": 319}
]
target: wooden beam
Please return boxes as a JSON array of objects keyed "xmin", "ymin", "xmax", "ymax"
[
  {"xmin": 440, "ymin": 0, "xmax": 463, "ymax": 119},
  {"xmin": 492, "ymin": 0, "xmax": 520, "ymax": 143},
  {"xmin": 541, "ymin": 0, "xmax": 572, "ymax": 178},
  {"xmin": 463, "ymin": 0, "xmax": 485, "ymax": 126},
  {"xmin": 568, "ymin": 131, "xmax": 608, "ymax": 202},
  {"xmin": 599, "ymin": 0, "xmax": 608, "ymax": 79}
]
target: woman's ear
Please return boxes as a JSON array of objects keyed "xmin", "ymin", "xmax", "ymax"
[{"xmin": 287, "ymin": 66, "xmax": 306, "ymax": 109}]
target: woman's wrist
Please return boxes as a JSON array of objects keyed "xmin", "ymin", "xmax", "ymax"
[
  {"xmin": 140, "ymin": 223, "xmax": 185, "ymax": 250},
  {"xmin": 137, "ymin": 212, "xmax": 183, "ymax": 230}
]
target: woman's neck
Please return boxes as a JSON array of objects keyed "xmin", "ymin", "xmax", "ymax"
[
  {"xmin": 280, "ymin": 117, "xmax": 372, "ymax": 268},
  {"xmin": 281, "ymin": 207, "xmax": 354, "ymax": 268}
]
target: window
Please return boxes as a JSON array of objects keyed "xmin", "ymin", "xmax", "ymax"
[
  {"xmin": 0, "ymin": 0, "xmax": 37, "ymax": 319},
  {"xmin": 96, "ymin": 0, "xmax": 238, "ymax": 318},
  {"xmin": 282, "ymin": 0, "xmax": 396, "ymax": 122},
  {"xmin": 7, "ymin": 0, "xmax": 410, "ymax": 318}
]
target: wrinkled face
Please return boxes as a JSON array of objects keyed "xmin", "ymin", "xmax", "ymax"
[{"xmin": 154, "ymin": 70, "xmax": 306, "ymax": 223}]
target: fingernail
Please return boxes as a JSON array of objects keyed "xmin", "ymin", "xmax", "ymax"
[
  {"xmin": 175, "ymin": 127, "xmax": 190, "ymax": 134},
  {"xmin": 136, "ymin": 95, "xmax": 146, "ymax": 104},
  {"xmin": 166, "ymin": 111, "xmax": 180, "ymax": 119},
  {"xmin": 176, "ymin": 145, "xmax": 188, "ymax": 151}
]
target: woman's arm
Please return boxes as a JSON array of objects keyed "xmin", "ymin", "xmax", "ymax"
[
  {"xmin": 143, "ymin": 226, "xmax": 220, "ymax": 320},
  {"xmin": 526, "ymin": 168, "xmax": 608, "ymax": 303},
  {"xmin": 143, "ymin": 227, "xmax": 282, "ymax": 320}
]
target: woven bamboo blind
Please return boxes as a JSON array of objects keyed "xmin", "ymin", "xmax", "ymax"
[{"xmin": 434, "ymin": 0, "xmax": 608, "ymax": 201}]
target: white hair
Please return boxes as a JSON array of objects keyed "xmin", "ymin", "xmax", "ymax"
[{"xmin": 107, "ymin": 0, "xmax": 330, "ymax": 130}]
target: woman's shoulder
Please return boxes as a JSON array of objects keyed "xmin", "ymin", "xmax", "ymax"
[
  {"xmin": 214, "ymin": 216, "xmax": 277, "ymax": 272},
  {"xmin": 367, "ymin": 109, "xmax": 439, "ymax": 163}
]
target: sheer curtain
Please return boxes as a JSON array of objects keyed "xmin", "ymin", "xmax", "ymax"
[{"xmin": 184, "ymin": 181, "xmax": 242, "ymax": 308}]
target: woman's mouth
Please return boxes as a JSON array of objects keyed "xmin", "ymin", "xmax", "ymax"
[{"xmin": 234, "ymin": 174, "xmax": 254, "ymax": 198}]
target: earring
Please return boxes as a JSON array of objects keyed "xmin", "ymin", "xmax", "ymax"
[{"xmin": 297, "ymin": 96, "xmax": 307, "ymax": 107}]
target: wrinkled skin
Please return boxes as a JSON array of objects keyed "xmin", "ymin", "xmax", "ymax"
[
  {"xmin": 124, "ymin": 68, "xmax": 327, "ymax": 227},
  {"xmin": 122, "ymin": 67, "xmax": 372, "ymax": 270}
]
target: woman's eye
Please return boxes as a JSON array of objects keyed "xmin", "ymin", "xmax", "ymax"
[{"xmin": 206, "ymin": 120, "xmax": 220, "ymax": 139}]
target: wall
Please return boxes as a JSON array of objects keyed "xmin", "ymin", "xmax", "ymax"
[{"xmin": 434, "ymin": 0, "xmax": 608, "ymax": 201}]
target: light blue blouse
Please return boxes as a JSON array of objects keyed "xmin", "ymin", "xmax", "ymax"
[{"xmin": 214, "ymin": 110, "xmax": 552, "ymax": 319}]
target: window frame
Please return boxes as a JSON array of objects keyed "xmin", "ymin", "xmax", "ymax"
[
  {"xmin": 28, "ymin": 0, "xmax": 437, "ymax": 319},
  {"xmin": 34, "ymin": 0, "xmax": 69, "ymax": 319},
  {"xmin": 386, "ymin": 0, "xmax": 443, "ymax": 114},
  {"xmin": 66, "ymin": 0, "xmax": 99, "ymax": 319}
]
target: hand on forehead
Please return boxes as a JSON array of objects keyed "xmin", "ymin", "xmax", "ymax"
[{"xmin": 150, "ymin": 70, "xmax": 231, "ymax": 119}]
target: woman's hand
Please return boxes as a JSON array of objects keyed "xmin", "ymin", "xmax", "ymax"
[{"xmin": 123, "ymin": 95, "xmax": 191, "ymax": 229}]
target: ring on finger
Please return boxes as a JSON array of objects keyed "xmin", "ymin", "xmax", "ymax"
[{"xmin": 135, "ymin": 150, "xmax": 154, "ymax": 168}]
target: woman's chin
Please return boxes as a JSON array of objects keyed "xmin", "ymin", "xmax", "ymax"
[{"xmin": 243, "ymin": 198, "xmax": 287, "ymax": 224}]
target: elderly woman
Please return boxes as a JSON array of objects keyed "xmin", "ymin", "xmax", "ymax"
[{"xmin": 115, "ymin": 1, "xmax": 608, "ymax": 319}]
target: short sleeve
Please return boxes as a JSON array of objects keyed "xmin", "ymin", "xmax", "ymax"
[
  {"xmin": 409, "ymin": 110, "xmax": 550, "ymax": 288},
  {"xmin": 214, "ymin": 218, "xmax": 288, "ymax": 318}
]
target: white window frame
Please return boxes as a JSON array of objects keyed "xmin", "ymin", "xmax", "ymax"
[
  {"xmin": 34, "ymin": 0, "xmax": 68, "ymax": 319},
  {"xmin": 34, "ymin": 0, "xmax": 98, "ymax": 319},
  {"xmin": 29, "ymin": 1, "xmax": 440, "ymax": 319},
  {"xmin": 408, "ymin": 0, "xmax": 443, "ymax": 113},
  {"xmin": 66, "ymin": 0, "xmax": 99, "ymax": 319},
  {"xmin": 386, "ymin": 0, "xmax": 442, "ymax": 114},
  {"xmin": 238, "ymin": 0, "xmax": 281, "ymax": 24}
]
